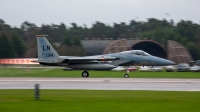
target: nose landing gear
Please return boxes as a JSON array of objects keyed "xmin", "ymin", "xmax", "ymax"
[
  {"xmin": 124, "ymin": 73, "xmax": 129, "ymax": 78},
  {"xmin": 124, "ymin": 67, "xmax": 130, "ymax": 78}
]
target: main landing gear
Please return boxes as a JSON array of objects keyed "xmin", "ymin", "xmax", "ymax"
[
  {"xmin": 81, "ymin": 69, "xmax": 129, "ymax": 78},
  {"xmin": 124, "ymin": 67, "xmax": 130, "ymax": 78},
  {"xmin": 124, "ymin": 74, "xmax": 129, "ymax": 78},
  {"xmin": 82, "ymin": 71, "xmax": 89, "ymax": 77}
]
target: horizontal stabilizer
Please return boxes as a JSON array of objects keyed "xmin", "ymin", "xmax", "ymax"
[
  {"xmin": 31, "ymin": 59, "xmax": 62, "ymax": 63},
  {"xmin": 31, "ymin": 60, "xmax": 48, "ymax": 63}
]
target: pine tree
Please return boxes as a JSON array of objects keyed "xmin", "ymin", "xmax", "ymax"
[
  {"xmin": 0, "ymin": 33, "xmax": 15, "ymax": 58},
  {"xmin": 73, "ymin": 38, "xmax": 81, "ymax": 46},
  {"xmin": 11, "ymin": 34, "xmax": 26, "ymax": 57},
  {"xmin": 62, "ymin": 36, "xmax": 72, "ymax": 46}
]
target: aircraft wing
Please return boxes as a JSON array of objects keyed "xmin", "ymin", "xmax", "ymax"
[
  {"xmin": 62, "ymin": 56, "xmax": 119, "ymax": 63},
  {"xmin": 65, "ymin": 57, "xmax": 117, "ymax": 61},
  {"xmin": 32, "ymin": 56, "xmax": 119, "ymax": 63}
]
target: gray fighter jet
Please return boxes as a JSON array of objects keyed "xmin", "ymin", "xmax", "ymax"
[{"xmin": 33, "ymin": 35, "xmax": 175, "ymax": 78}]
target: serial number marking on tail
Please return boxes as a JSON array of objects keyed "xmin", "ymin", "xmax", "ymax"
[{"xmin": 45, "ymin": 54, "xmax": 53, "ymax": 57}]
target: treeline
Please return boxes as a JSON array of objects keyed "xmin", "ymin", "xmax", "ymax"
[{"xmin": 0, "ymin": 18, "xmax": 200, "ymax": 59}]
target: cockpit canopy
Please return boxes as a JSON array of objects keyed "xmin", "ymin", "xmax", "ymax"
[{"xmin": 121, "ymin": 50, "xmax": 150, "ymax": 56}]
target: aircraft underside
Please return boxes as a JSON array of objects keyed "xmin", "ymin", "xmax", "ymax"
[{"xmin": 40, "ymin": 62, "xmax": 130, "ymax": 78}]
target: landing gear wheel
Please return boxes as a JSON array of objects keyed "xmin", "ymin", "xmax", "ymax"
[
  {"xmin": 124, "ymin": 74, "xmax": 129, "ymax": 78},
  {"xmin": 82, "ymin": 71, "xmax": 89, "ymax": 77}
]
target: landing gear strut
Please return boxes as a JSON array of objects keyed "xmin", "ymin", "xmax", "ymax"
[
  {"xmin": 82, "ymin": 71, "xmax": 89, "ymax": 77},
  {"xmin": 124, "ymin": 67, "xmax": 130, "ymax": 78}
]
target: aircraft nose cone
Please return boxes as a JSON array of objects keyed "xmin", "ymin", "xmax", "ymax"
[
  {"xmin": 159, "ymin": 59, "xmax": 176, "ymax": 66},
  {"xmin": 170, "ymin": 61, "xmax": 176, "ymax": 65}
]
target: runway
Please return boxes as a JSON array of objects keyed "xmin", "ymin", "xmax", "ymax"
[{"xmin": 0, "ymin": 77, "xmax": 200, "ymax": 91}]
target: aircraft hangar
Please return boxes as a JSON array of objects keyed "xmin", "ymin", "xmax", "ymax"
[
  {"xmin": 102, "ymin": 39, "xmax": 168, "ymax": 59},
  {"xmin": 81, "ymin": 39, "xmax": 193, "ymax": 64},
  {"xmin": 130, "ymin": 40, "xmax": 167, "ymax": 59}
]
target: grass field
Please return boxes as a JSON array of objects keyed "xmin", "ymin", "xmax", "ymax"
[
  {"xmin": 0, "ymin": 90, "xmax": 200, "ymax": 112},
  {"xmin": 0, "ymin": 68, "xmax": 200, "ymax": 78}
]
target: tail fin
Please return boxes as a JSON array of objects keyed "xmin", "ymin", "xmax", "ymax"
[{"xmin": 36, "ymin": 35, "xmax": 59, "ymax": 61}]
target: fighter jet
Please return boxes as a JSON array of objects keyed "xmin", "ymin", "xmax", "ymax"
[{"xmin": 33, "ymin": 35, "xmax": 175, "ymax": 78}]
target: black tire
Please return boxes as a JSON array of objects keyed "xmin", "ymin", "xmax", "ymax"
[
  {"xmin": 124, "ymin": 74, "xmax": 129, "ymax": 78},
  {"xmin": 82, "ymin": 71, "xmax": 89, "ymax": 77}
]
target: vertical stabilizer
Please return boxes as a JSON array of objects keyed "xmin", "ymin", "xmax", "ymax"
[{"xmin": 36, "ymin": 35, "xmax": 59, "ymax": 61}]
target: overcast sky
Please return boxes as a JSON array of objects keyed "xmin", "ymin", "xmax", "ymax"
[{"xmin": 1, "ymin": 0, "xmax": 200, "ymax": 27}]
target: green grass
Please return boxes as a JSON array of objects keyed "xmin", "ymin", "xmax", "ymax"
[
  {"xmin": 0, "ymin": 90, "xmax": 200, "ymax": 112},
  {"xmin": 0, "ymin": 68, "xmax": 200, "ymax": 78}
]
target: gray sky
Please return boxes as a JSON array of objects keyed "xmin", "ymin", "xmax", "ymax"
[{"xmin": 1, "ymin": 0, "xmax": 200, "ymax": 27}]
